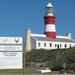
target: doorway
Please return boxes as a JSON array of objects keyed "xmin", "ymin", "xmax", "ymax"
[{"xmin": 57, "ymin": 44, "xmax": 59, "ymax": 49}]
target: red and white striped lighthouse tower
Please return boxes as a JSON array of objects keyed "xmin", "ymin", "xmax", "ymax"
[{"xmin": 44, "ymin": 2, "xmax": 56, "ymax": 39}]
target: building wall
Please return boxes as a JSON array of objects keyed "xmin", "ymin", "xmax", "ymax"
[
  {"xmin": 36, "ymin": 41, "xmax": 75, "ymax": 49},
  {"xmin": 31, "ymin": 36, "xmax": 36, "ymax": 49}
]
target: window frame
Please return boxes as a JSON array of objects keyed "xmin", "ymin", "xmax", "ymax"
[
  {"xmin": 38, "ymin": 42, "xmax": 41, "ymax": 47},
  {"xmin": 49, "ymin": 43, "xmax": 52, "ymax": 47},
  {"xmin": 44, "ymin": 43, "xmax": 46, "ymax": 47}
]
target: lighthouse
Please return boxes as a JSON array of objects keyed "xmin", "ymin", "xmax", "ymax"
[
  {"xmin": 44, "ymin": 2, "xmax": 56, "ymax": 39},
  {"xmin": 25, "ymin": 2, "xmax": 75, "ymax": 51}
]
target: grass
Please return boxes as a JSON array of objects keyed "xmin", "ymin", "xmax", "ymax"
[
  {"xmin": 0, "ymin": 67, "xmax": 60, "ymax": 74},
  {"xmin": 0, "ymin": 69, "xmax": 23, "ymax": 73}
]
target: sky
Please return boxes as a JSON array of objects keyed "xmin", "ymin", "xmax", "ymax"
[{"xmin": 0, "ymin": 0, "xmax": 75, "ymax": 39}]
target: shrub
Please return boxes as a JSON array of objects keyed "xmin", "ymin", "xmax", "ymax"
[
  {"xmin": 73, "ymin": 67, "xmax": 75, "ymax": 72},
  {"xmin": 30, "ymin": 62, "xmax": 35, "ymax": 66},
  {"xmin": 60, "ymin": 69, "xmax": 65, "ymax": 74},
  {"xmin": 40, "ymin": 64, "xmax": 44, "ymax": 67},
  {"xmin": 67, "ymin": 70, "xmax": 75, "ymax": 74}
]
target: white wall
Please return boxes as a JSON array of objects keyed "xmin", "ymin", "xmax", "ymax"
[
  {"xmin": 36, "ymin": 41, "xmax": 75, "ymax": 49},
  {"xmin": 31, "ymin": 36, "xmax": 36, "ymax": 49}
]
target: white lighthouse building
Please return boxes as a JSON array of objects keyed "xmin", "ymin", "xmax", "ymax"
[{"xmin": 25, "ymin": 2, "xmax": 75, "ymax": 52}]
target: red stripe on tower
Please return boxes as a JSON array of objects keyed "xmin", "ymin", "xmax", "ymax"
[{"xmin": 44, "ymin": 2, "xmax": 56, "ymax": 39}]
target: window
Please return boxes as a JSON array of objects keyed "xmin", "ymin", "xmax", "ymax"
[
  {"xmin": 38, "ymin": 42, "xmax": 41, "ymax": 47},
  {"xmin": 69, "ymin": 44, "xmax": 71, "ymax": 48},
  {"xmin": 57, "ymin": 44, "xmax": 59, "ymax": 49},
  {"xmin": 50, "ymin": 43, "xmax": 52, "ymax": 47},
  {"xmin": 65, "ymin": 44, "xmax": 67, "ymax": 48},
  {"xmin": 60, "ymin": 44, "xmax": 62, "ymax": 47},
  {"xmin": 44, "ymin": 43, "xmax": 46, "ymax": 47},
  {"xmin": 46, "ymin": 7, "xmax": 53, "ymax": 13},
  {"xmin": 55, "ymin": 44, "xmax": 57, "ymax": 47}
]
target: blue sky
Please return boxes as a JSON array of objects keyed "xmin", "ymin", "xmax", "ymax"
[{"xmin": 0, "ymin": 0, "xmax": 75, "ymax": 39}]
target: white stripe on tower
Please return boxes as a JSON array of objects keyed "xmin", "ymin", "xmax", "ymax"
[
  {"xmin": 44, "ymin": 2, "xmax": 56, "ymax": 39},
  {"xmin": 45, "ymin": 24, "xmax": 56, "ymax": 32}
]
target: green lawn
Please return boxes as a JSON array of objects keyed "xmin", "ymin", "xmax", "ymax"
[{"xmin": 0, "ymin": 67, "xmax": 60, "ymax": 74}]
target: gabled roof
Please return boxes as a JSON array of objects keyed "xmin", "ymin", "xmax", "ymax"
[{"xmin": 31, "ymin": 34, "xmax": 75, "ymax": 43}]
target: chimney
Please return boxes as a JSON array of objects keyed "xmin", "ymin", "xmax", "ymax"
[
  {"xmin": 25, "ymin": 28, "xmax": 31, "ymax": 52},
  {"xmin": 66, "ymin": 32, "xmax": 71, "ymax": 39}
]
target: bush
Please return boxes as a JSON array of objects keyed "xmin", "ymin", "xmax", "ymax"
[
  {"xmin": 25, "ymin": 62, "xmax": 30, "ymax": 67},
  {"xmin": 51, "ymin": 65, "xmax": 63, "ymax": 71},
  {"xmin": 40, "ymin": 64, "xmax": 44, "ymax": 67},
  {"xmin": 67, "ymin": 70, "xmax": 75, "ymax": 74},
  {"xmin": 73, "ymin": 67, "xmax": 75, "ymax": 72},
  {"xmin": 26, "ymin": 47, "xmax": 75, "ymax": 71},
  {"xmin": 60, "ymin": 69, "xmax": 65, "ymax": 74},
  {"xmin": 30, "ymin": 62, "xmax": 35, "ymax": 66}
]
